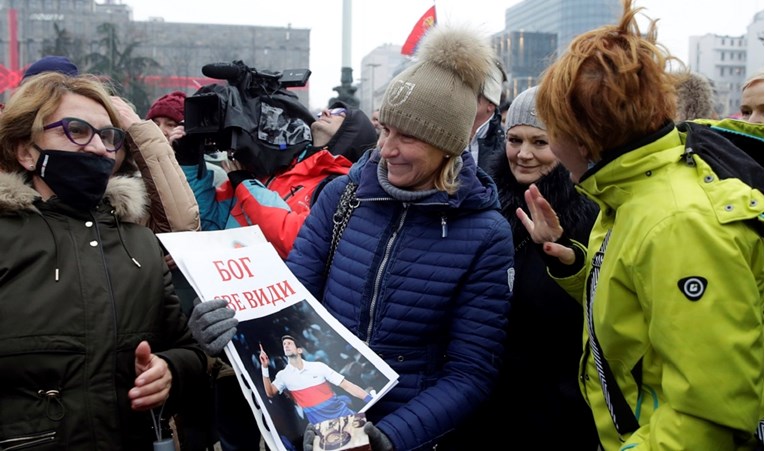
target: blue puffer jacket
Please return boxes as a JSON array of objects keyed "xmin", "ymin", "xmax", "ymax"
[{"xmin": 287, "ymin": 150, "xmax": 515, "ymax": 450}]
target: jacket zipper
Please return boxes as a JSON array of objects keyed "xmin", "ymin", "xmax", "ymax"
[
  {"xmin": 365, "ymin": 204, "xmax": 409, "ymax": 343},
  {"xmin": 0, "ymin": 431, "xmax": 56, "ymax": 450},
  {"xmin": 283, "ymin": 185, "xmax": 305, "ymax": 202}
]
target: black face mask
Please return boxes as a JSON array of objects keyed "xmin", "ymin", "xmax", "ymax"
[{"xmin": 33, "ymin": 146, "xmax": 115, "ymax": 211}]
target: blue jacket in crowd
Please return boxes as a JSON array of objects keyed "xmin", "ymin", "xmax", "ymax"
[{"xmin": 287, "ymin": 149, "xmax": 515, "ymax": 450}]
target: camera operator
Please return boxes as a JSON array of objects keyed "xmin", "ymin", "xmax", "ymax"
[{"xmin": 180, "ymin": 99, "xmax": 377, "ymax": 259}]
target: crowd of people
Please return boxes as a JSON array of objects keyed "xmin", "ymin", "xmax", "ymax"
[{"xmin": 0, "ymin": 0, "xmax": 762, "ymax": 450}]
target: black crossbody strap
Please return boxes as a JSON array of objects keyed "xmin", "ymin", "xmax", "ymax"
[{"xmin": 585, "ymin": 230, "xmax": 641, "ymax": 435}]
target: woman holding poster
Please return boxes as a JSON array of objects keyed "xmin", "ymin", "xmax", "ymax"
[
  {"xmin": 288, "ymin": 25, "xmax": 515, "ymax": 450},
  {"xmin": 191, "ymin": 23, "xmax": 515, "ymax": 451}
]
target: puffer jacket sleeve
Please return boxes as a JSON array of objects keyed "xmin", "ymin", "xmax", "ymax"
[
  {"xmin": 286, "ymin": 175, "xmax": 347, "ymax": 299},
  {"xmin": 127, "ymin": 121, "xmax": 200, "ymax": 233},
  {"xmin": 376, "ymin": 216, "xmax": 514, "ymax": 451}
]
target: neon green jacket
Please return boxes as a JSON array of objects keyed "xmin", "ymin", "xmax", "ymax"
[{"xmin": 555, "ymin": 123, "xmax": 764, "ymax": 450}]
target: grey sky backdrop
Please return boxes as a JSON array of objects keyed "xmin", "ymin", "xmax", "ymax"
[{"xmin": 122, "ymin": 0, "xmax": 764, "ymax": 109}]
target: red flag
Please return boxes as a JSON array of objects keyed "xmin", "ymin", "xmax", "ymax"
[{"xmin": 401, "ymin": 5, "xmax": 437, "ymax": 56}]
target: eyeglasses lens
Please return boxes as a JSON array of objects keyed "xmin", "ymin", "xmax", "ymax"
[{"xmin": 63, "ymin": 118, "xmax": 125, "ymax": 151}]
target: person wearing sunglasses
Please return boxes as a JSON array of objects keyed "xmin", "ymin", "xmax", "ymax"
[
  {"xmin": 183, "ymin": 99, "xmax": 377, "ymax": 259},
  {"xmin": 0, "ymin": 72, "xmax": 207, "ymax": 450}
]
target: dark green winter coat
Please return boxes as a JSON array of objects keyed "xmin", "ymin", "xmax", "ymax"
[{"xmin": 0, "ymin": 172, "xmax": 207, "ymax": 450}]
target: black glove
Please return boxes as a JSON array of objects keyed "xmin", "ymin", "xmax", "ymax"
[
  {"xmin": 303, "ymin": 423, "xmax": 317, "ymax": 451},
  {"xmin": 363, "ymin": 422, "xmax": 394, "ymax": 451},
  {"xmin": 227, "ymin": 170, "xmax": 257, "ymax": 190},
  {"xmin": 172, "ymin": 134, "xmax": 203, "ymax": 166},
  {"xmin": 188, "ymin": 298, "xmax": 238, "ymax": 355}
]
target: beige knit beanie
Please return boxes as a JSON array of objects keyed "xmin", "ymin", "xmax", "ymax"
[{"xmin": 379, "ymin": 25, "xmax": 494, "ymax": 156}]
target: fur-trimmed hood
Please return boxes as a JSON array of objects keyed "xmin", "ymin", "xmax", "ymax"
[{"xmin": 0, "ymin": 172, "xmax": 149, "ymax": 223}]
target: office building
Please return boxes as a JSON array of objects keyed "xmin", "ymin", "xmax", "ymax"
[
  {"xmin": 0, "ymin": 0, "xmax": 310, "ymax": 109},
  {"xmin": 358, "ymin": 43, "xmax": 407, "ymax": 116},
  {"xmin": 504, "ymin": 0, "xmax": 621, "ymax": 57}
]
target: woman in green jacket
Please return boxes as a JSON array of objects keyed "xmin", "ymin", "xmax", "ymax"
[
  {"xmin": 519, "ymin": 0, "xmax": 764, "ymax": 449},
  {"xmin": 0, "ymin": 72, "xmax": 207, "ymax": 450}
]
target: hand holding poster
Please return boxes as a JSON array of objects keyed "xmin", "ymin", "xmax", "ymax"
[{"xmin": 158, "ymin": 227, "xmax": 398, "ymax": 451}]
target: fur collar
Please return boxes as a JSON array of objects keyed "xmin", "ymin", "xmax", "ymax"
[
  {"xmin": 488, "ymin": 154, "xmax": 597, "ymax": 247},
  {"xmin": 0, "ymin": 172, "xmax": 149, "ymax": 223}
]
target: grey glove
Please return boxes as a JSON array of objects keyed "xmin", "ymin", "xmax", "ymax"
[
  {"xmin": 302, "ymin": 423, "xmax": 317, "ymax": 451},
  {"xmin": 188, "ymin": 298, "xmax": 238, "ymax": 355},
  {"xmin": 363, "ymin": 422, "xmax": 394, "ymax": 451}
]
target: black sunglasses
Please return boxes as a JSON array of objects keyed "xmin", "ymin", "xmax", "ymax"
[{"xmin": 43, "ymin": 117, "xmax": 126, "ymax": 152}]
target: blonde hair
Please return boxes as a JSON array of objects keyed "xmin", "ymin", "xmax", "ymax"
[
  {"xmin": 743, "ymin": 71, "xmax": 763, "ymax": 91},
  {"xmin": 0, "ymin": 72, "xmax": 121, "ymax": 172},
  {"xmin": 536, "ymin": 0, "xmax": 681, "ymax": 160},
  {"xmin": 436, "ymin": 156, "xmax": 461, "ymax": 195}
]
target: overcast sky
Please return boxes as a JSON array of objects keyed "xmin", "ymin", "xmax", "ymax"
[{"xmin": 121, "ymin": 0, "xmax": 764, "ymax": 109}]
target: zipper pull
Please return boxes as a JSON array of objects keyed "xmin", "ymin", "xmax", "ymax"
[
  {"xmin": 683, "ymin": 146, "xmax": 696, "ymax": 166},
  {"xmin": 441, "ymin": 216, "xmax": 447, "ymax": 238}
]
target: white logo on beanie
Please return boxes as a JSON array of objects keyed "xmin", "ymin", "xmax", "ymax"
[{"xmin": 386, "ymin": 80, "xmax": 416, "ymax": 107}]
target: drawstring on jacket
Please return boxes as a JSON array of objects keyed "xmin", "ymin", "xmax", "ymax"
[
  {"xmin": 38, "ymin": 214, "xmax": 61, "ymax": 282},
  {"xmin": 112, "ymin": 210, "xmax": 142, "ymax": 268}
]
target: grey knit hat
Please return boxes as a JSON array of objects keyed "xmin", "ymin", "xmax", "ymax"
[
  {"xmin": 379, "ymin": 26, "xmax": 494, "ymax": 156},
  {"xmin": 506, "ymin": 86, "xmax": 545, "ymax": 131}
]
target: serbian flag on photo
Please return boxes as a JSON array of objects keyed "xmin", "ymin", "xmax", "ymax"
[{"xmin": 401, "ymin": 5, "xmax": 437, "ymax": 56}]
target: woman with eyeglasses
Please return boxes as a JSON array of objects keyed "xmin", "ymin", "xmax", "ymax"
[{"xmin": 0, "ymin": 72, "xmax": 207, "ymax": 450}]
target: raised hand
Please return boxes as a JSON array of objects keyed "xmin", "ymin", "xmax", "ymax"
[
  {"xmin": 110, "ymin": 95, "xmax": 141, "ymax": 130},
  {"xmin": 259, "ymin": 342, "xmax": 270, "ymax": 367},
  {"xmin": 516, "ymin": 183, "xmax": 576, "ymax": 265}
]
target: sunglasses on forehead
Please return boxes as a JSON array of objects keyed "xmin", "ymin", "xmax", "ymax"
[{"xmin": 317, "ymin": 107, "xmax": 347, "ymax": 118}]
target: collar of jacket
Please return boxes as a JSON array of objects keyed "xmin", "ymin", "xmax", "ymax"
[
  {"xmin": 576, "ymin": 124, "xmax": 682, "ymax": 212},
  {"xmin": 579, "ymin": 122, "xmax": 675, "ymax": 184},
  {"xmin": 0, "ymin": 171, "xmax": 149, "ymax": 223},
  {"xmin": 351, "ymin": 148, "xmax": 501, "ymax": 211}
]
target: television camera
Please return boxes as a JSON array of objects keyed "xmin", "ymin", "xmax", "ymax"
[{"xmin": 182, "ymin": 60, "xmax": 314, "ymax": 178}]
